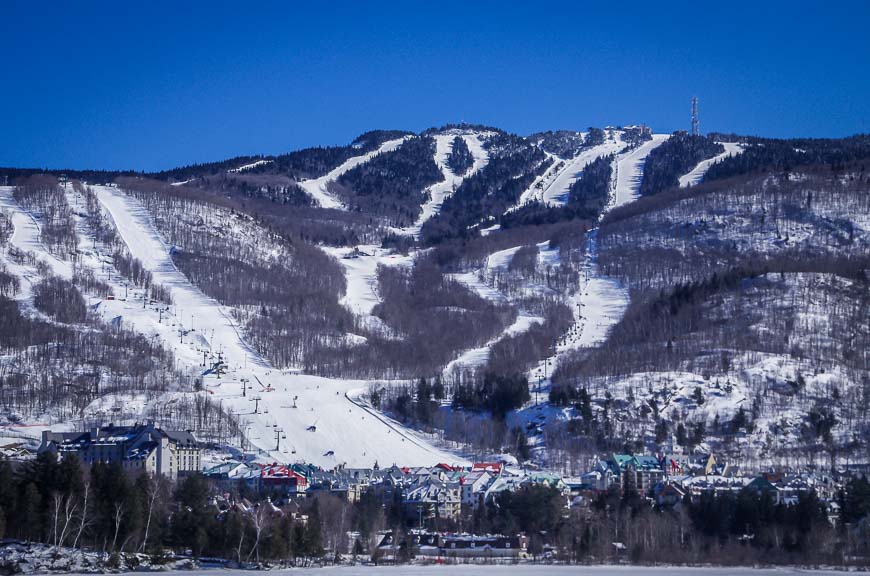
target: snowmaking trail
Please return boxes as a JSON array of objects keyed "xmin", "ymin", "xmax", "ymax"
[
  {"xmin": 679, "ymin": 142, "xmax": 744, "ymax": 187},
  {"xmin": 297, "ymin": 137, "xmax": 410, "ymax": 209},
  {"xmin": 510, "ymin": 151, "xmax": 562, "ymax": 210},
  {"xmin": 93, "ymin": 185, "xmax": 465, "ymax": 468}
]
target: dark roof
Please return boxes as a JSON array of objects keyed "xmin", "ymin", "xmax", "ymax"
[{"xmin": 163, "ymin": 429, "xmax": 198, "ymax": 446}]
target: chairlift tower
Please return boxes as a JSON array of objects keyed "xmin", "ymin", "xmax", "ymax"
[
  {"xmin": 275, "ymin": 427, "xmax": 284, "ymax": 451},
  {"xmin": 691, "ymin": 96, "xmax": 700, "ymax": 136}
]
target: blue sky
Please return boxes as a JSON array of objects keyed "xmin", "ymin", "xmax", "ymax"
[{"xmin": 1, "ymin": 1, "xmax": 868, "ymax": 171}]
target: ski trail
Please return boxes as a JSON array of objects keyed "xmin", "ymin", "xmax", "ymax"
[
  {"xmin": 509, "ymin": 151, "xmax": 561, "ymax": 210},
  {"xmin": 320, "ymin": 243, "xmax": 413, "ymax": 323},
  {"xmin": 679, "ymin": 142, "xmax": 744, "ymax": 187},
  {"xmin": 521, "ymin": 135, "xmax": 671, "ymax": 424},
  {"xmin": 228, "ymin": 159, "xmax": 273, "ymax": 173},
  {"xmin": 442, "ymin": 312, "xmax": 543, "ymax": 376},
  {"xmin": 400, "ymin": 132, "xmax": 489, "ymax": 238},
  {"xmin": 0, "ymin": 187, "xmax": 74, "ymax": 280},
  {"xmin": 298, "ymin": 137, "xmax": 410, "ymax": 209},
  {"xmin": 94, "ymin": 185, "xmax": 464, "ymax": 468},
  {"xmin": 611, "ymin": 133, "xmax": 670, "ymax": 208},
  {"xmin": 0, "ymin": 187, "xmax": 71, "ymax": 312},
  {"xmin": 541, "ymin": 135, "xmax": 626, "ymax": 206}
]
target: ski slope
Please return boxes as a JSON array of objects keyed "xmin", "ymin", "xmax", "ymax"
[
  {"xmin": 611, "ymin": 133, "xmax": 670, "ymax": 208},
  {"xmin": 400, "ymin": 132, "xmax": 488, "ymax": 238},
  {"xmin": 513, "ymin": 136, "xmax": 672, "ymax": 441},
  {"xmin": 91, "ymin": 185, "xmax": 463, "ymax": 468},
  {"xmin": 510, "ymin": 152, "xmax": 561, "ymax": 210},
  {"xmin": 297, "ymin": 137, "xmax": 410, "ymax": 209},
  {"xmin": 0, "ymin": 187, "xmax": 73, "ymax": 280},
  {"xmin": 321, "ymin": 244, "xmax": 413, "ymax": 322},
  {"xmin": 679, "ymin": 142, "xmax": 744, "ymax": 187},
  {"xmin": 0, "ymin": 187, "xmax": 76, "ymax": 318},
  {"xmin": 540, "ymin": 134, "xmax": 625, "ymax": 206},
  {"xmin": 443, "ymin": 312, "xmax": 543, "ymax": 375}
]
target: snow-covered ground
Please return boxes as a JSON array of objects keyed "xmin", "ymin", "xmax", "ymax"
[
  {"xmin": 447, "ymin": 270, "xmax": 507, "ymax": 303},
  {"xmin": 298, "ymin": 137, "xmax": 410, "ymax": 209},
  {"xmin": 679, "ymin": 142, "xmax": 744, "ymax": 187},
  {"xmin": 0, "ymin": 183, "xmax": 462, "ymax": 468}
]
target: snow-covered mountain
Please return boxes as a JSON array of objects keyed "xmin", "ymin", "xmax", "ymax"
[{"xmin": 0, "ymin": 125, "xmax": 867, "ymax": 472}]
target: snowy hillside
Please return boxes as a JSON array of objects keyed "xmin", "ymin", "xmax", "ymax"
[{"xmin": 1, "ymin": 124, "xmax": 867, "ymax": 473}]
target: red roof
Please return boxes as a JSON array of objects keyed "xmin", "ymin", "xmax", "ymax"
[
  {"xmin": 256, "ymin": 463, "xmax": 307, "ymax": 485},
  {"xmin": 472, "ymin": 462, "xmax": 503, "ymax": 474}
]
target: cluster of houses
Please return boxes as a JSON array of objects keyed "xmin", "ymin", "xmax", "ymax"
[
  {"xmin": 29, "ymin": 423, "xmax": 858, "ymax": 533},
  {"xmin": 567, "ymin": 452, "xmax": 847, "ymax": 524},
  {"xmin": 201, "ymin": 459, "xmax": 567, "ymax": 527}
]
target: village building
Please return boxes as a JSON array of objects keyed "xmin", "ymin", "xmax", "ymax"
[
  {"xmin": 403, "ymin": 476, "xmax": 461, "ymax": 525},
  {"xmin": 40, "ymin": 422, "xmax": 200, "ymax": 479}
]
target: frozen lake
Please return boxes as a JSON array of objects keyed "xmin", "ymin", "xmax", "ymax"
[{"xmin": 75, "ymin": 565, "xmax": 850, "ymax": 576}]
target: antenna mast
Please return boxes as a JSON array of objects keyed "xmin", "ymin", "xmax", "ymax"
[{"xmin": 691, "ymin": 96, "xmax": 700, "ymax": 136}]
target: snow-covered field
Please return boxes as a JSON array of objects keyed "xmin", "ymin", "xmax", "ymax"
[{"xmin": 298, "ymin": 137, "xmax": 410, "ymax": 209}]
